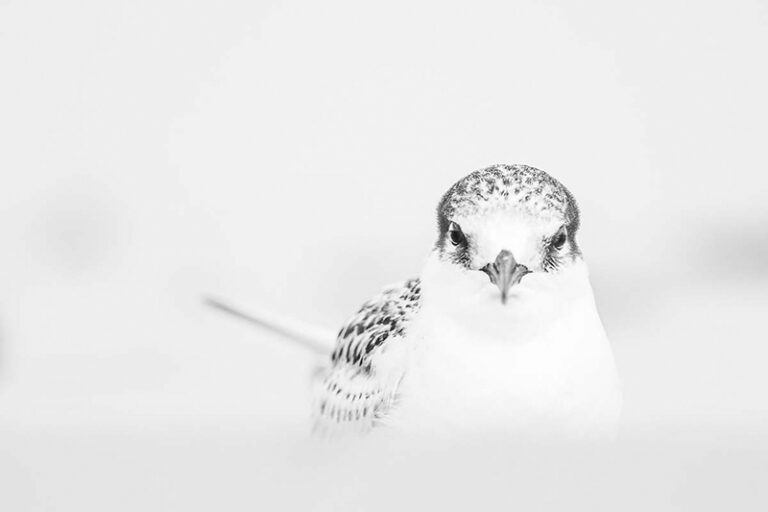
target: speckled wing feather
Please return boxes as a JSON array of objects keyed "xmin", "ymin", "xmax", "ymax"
[{"xmin": 313, "ymin": 278, "xmax": 421, "ymax": 435}]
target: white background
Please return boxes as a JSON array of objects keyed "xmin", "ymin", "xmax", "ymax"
[{"xmin": 1, "ymin": 1, "xmax": 767, "ymax": 509}]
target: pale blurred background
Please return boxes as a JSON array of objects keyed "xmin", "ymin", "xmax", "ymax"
[{"xmin": 1, "ymin": 0, "xmax": 767, "ymax": 510}]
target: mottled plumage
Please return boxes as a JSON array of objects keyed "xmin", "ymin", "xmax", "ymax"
[
  {"xmin": 435, "ymin": 164, "xmax": 581, "ymax": 266},
  {"xmin": 314, "ymin": 279, "xmax": 421, "ymax": 433},
  {"xmin": 311, "ymin": 163, "xmax": 621, "ymax": 438},
  {"xmin": 330, "ymin": 279, "xmax": 421, "ymax": 371}
]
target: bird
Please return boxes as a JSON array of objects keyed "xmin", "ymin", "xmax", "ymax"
[{"xmin": 208, "ymin": 164, "xmax": 622, "ymax": 440}]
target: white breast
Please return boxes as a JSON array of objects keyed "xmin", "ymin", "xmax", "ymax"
[{"xmin": 386, "ymin": 261, "xmax": 622, "ymax": 440}]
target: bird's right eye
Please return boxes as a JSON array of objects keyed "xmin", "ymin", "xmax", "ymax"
[{"xmin": 448, "ymin": 222, "xmax": 466, "ymax": 246}]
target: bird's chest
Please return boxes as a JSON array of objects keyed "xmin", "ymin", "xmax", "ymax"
[{"xmin": 388, "ymin": 313, "xmax": 619, "ymax": 437}]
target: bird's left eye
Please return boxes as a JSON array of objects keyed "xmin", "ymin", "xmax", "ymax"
[
  {"xmin": 551, "ymin": 226, "xmax": 567, "ymax": 250},
  {"xmin": 448, "ymin": 222, "xmax": 466, "ymax": 246}
]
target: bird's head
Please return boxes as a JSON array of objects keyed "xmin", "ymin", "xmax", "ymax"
[{"xmin": 423, "ymin": 164, "xmax": 587, "ymax": 316}]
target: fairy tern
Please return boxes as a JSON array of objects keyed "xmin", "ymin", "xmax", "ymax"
[{"xmin": 209, "ymin": 164, "xmax": 622, "ymax": 439}]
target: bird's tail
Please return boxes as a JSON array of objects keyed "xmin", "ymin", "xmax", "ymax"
[{"xmin": 203, "ymin": 296, "xmax": 336, "ymax": 355}]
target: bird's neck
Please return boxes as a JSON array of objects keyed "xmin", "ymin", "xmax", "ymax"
[
  {"xmin": 393, "ymin": 257, "xmax": 620, "ymax": 439},
  {"xmin": 417, "ymin": 254, "xmax": 598, "ymax": 345}
]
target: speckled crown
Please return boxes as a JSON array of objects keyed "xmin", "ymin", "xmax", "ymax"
[
  {"xmin": 435, "ymin": 164, "xmax": 581, "ymax": 248},
  {"xmin": 439, "ymin": 164, "xmax": 576, "ymax": 219}
]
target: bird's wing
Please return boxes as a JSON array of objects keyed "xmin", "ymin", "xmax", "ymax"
[{"xmin": 313, "ymin": 278, "xmax": 422, "ymax": 435}]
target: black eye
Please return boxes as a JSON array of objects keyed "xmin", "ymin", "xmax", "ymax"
[
  {"xmin": 447, "ymin": 222, "xmax": 466, "ymax": 246},
  {"xmin": 552, "ymin": 227, "xmax": 567, "ymax": 250}
]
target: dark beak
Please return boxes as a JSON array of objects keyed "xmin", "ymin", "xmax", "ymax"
[{"xmin": 480, "ymin": 250, "xmax": 530, "ymax": 304}]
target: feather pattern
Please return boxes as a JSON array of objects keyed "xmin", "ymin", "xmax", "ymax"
[{"xmin": 313, "ymin": 279, "xmax": 421, "ymax": 434}]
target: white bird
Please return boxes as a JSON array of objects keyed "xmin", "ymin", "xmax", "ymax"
[{"xmin": 209, "ymin": 164, "xmax": 622, "ymax": 440}]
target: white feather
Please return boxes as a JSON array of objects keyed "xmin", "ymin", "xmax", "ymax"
[{"xmin": 385, "ymin": 253, "xmax": 622, "ymax": 440}]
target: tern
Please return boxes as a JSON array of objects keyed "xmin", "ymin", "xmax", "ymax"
[{"xmin": 208, "ymin": 164, "xmax": 622, "ymax": 440}]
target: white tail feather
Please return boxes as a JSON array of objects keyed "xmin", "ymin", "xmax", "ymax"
[{"xmin": 203, "ymin": 296, "xmax": 336, "ymax": 355}]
